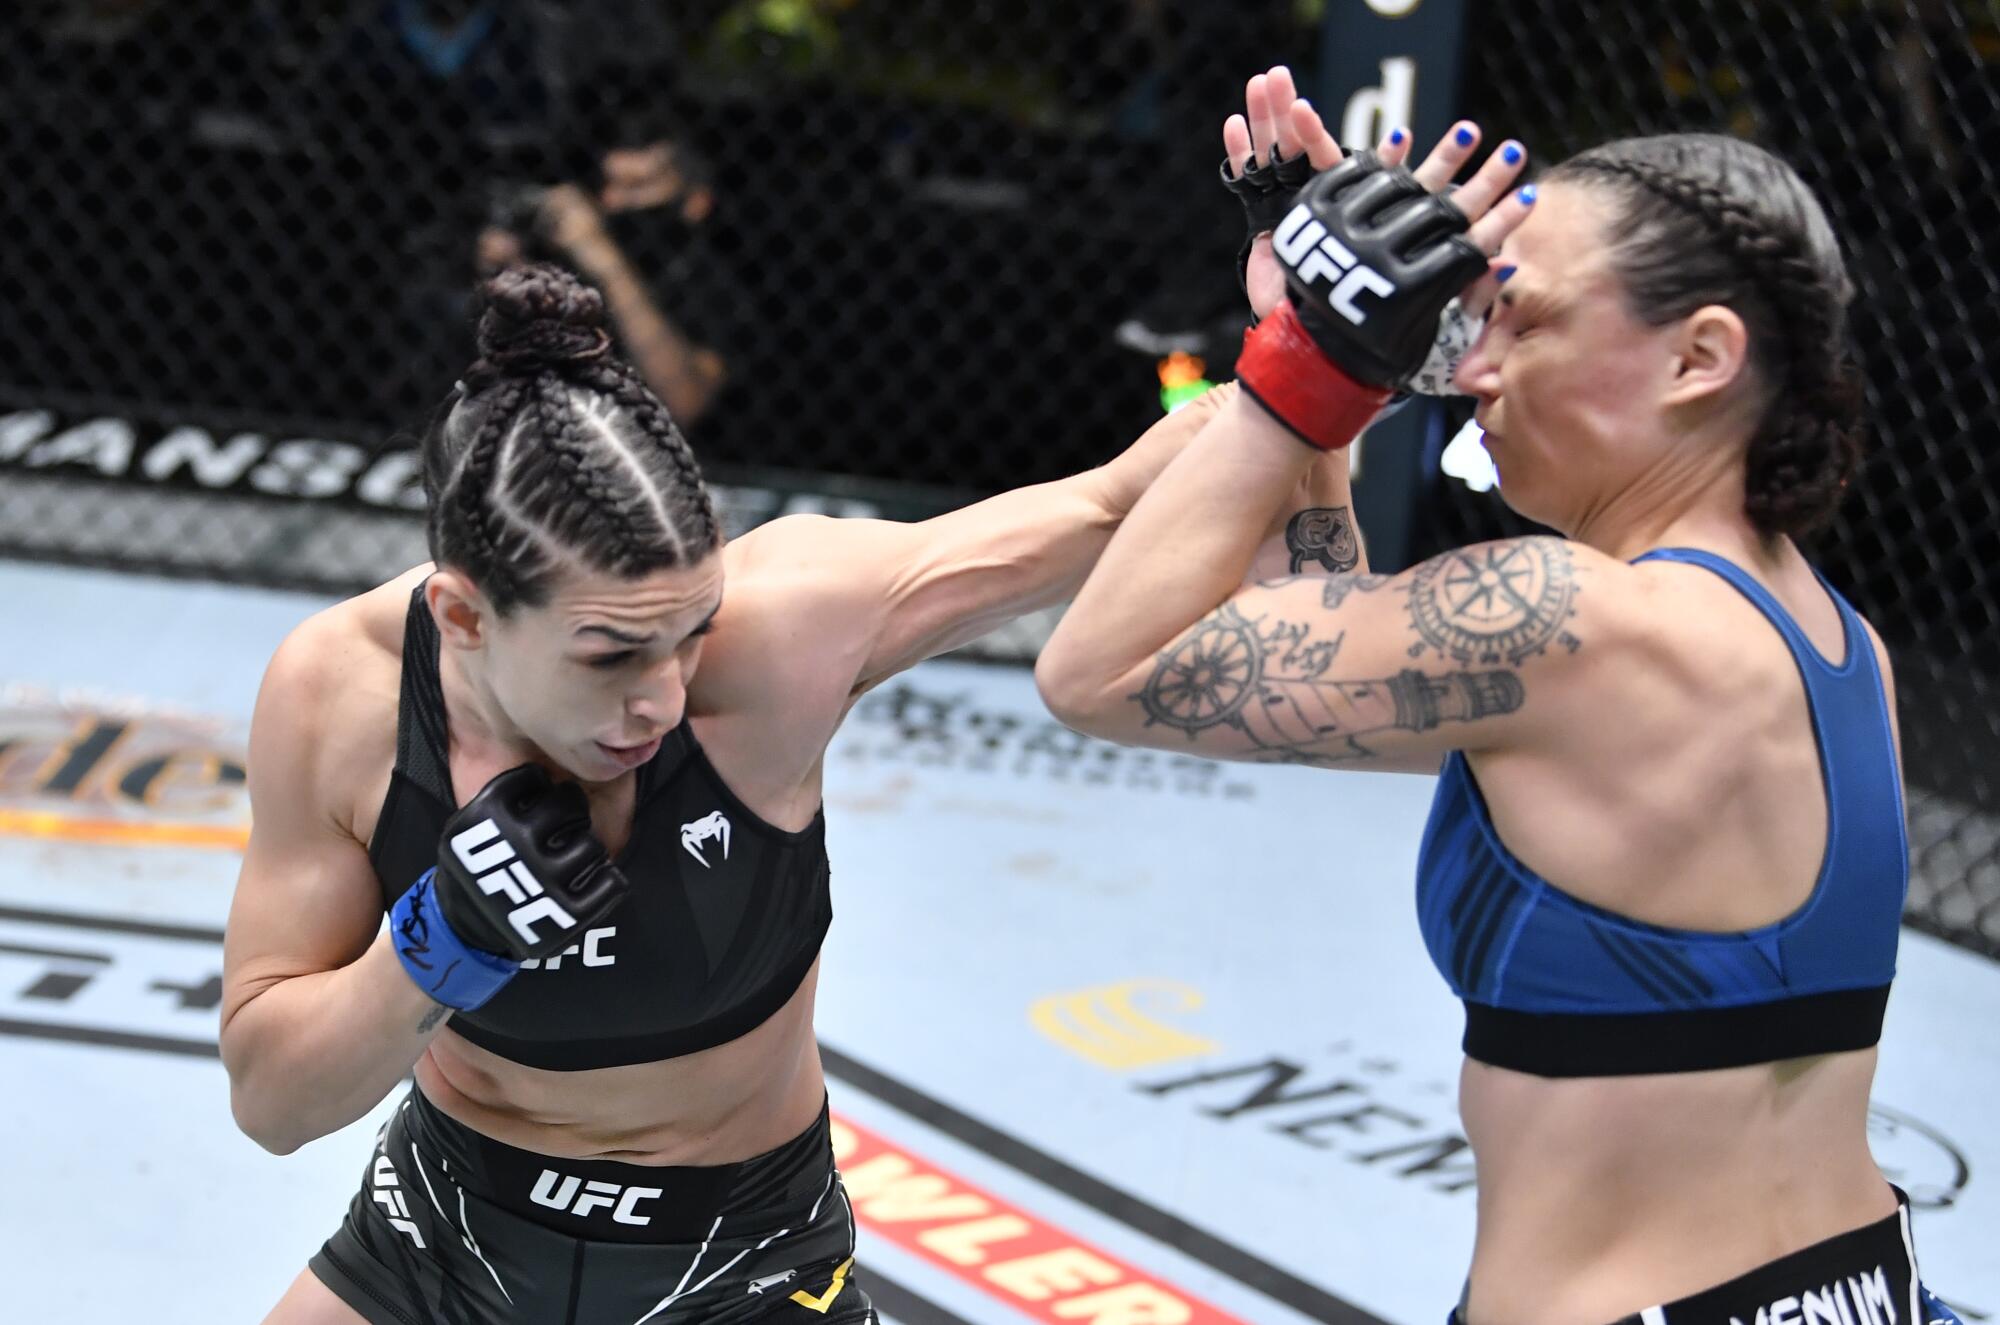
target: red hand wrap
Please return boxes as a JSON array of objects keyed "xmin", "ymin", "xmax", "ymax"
[{"xmin": 1234, "ymin": 300, "xmax": 1393, "ymax": 451}]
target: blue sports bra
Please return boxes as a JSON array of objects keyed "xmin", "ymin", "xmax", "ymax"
[{"xmin": 1414, "ymin": 548, "xmax": 1908, "ymax": 1076}]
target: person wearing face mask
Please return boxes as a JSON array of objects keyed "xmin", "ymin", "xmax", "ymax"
[{"xmin": 480, "ymin": 114, "xmax": 732, "ymax": 427}]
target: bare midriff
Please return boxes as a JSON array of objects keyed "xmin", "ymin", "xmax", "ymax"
[
  {"xmin": 413, "ymin": 959, "xmax": 828, "ymax": 1166},
  {"xmin": 1458, "ymin": 1046, "xmax": 1896, "ymax": 1325}
]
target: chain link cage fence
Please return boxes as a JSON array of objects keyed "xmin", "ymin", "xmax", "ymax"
[{"xmin": 2, "ymin": 1, "xmax": 1996, "ymax": 955}]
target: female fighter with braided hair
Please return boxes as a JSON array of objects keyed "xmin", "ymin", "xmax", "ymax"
[
  {"xmin": 221, "ymin": 247, "xmax": 1415, "ymax": 1325},
  {"xmin": 1040, "ymin": 71, "xmax": 1961, "ymax": 1325}
]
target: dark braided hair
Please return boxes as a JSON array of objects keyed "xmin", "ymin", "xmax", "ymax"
[
  {"xmin": 1548, "ymin": 135, "xmax": 1862, "ymax": 539},
  {"xmin": 421, "ymin": 264, "xmax": 720, "ymax": 614}
]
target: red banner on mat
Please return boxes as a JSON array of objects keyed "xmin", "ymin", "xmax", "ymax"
[{"xmin": 829, "ymin": 1111, "xmax": 1246, "ymax": 1325}]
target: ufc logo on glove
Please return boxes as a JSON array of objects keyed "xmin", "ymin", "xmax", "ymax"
[
  {"xmin": 449, "ymin": 818, "xmax": 578, "ymax": 947},
  {"xmin": 1274, "ymin": 203, "xmax": 1397, "ymax": 324}
]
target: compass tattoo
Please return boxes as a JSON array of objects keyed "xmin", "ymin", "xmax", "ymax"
[{"xmin": 1406, "ymin": 538, "xmax": 1581, "ymax": 665}]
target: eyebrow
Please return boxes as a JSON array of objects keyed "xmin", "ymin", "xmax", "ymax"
[
  {"xmin": 574, "ymin": 598, "xmax": 723, "ymax": 647},
  {"xmin": 576, "ymin": 624, "xmax": 653, "ymax": 646},
  {"xmin": 1499, "ymin": 285, "xmax": 1560, "ymax": 322}
]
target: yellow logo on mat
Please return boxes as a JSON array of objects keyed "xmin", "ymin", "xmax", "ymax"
[
  {"xmin": 1030, "ymin": 979, "xmax": 1219, "ymax": 1070},
  {"xmin": 789, "ymin": 1256, "xmax": 853, "ymax": 1313},
  {"xmin": 0, "ymin": 688, "xmax": 249, "ymax": 851}
]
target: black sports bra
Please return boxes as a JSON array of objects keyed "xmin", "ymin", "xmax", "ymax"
[{"xmin": 367, "ymin": 587, "xmax": 834, "ymax": 1070}]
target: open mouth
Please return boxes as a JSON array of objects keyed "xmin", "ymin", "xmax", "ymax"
[{"xmin": 596, "ymin": 735, "xmax": 664, "ymax": 767}]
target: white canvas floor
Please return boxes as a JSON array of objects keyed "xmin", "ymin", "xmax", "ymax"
[{"xmin": 1, "ymin": 561, "xmax": 1993, "ymax": 1324}]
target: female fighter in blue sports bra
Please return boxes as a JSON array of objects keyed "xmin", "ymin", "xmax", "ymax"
[{"xmin": 1038, "ymin": 69, "xmax": 1961, "ymax": 1325}]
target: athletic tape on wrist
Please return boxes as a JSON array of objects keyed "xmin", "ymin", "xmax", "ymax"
[
  {"xmin": 1234, "ymin": 301, "xmax": 1393, "ymax": 451},
  {"xmin": 391, "ymin": 868, "xmax": 520, "ymax": 1011}
]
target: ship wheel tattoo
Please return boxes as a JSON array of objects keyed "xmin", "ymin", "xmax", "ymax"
[
  {"xmin": 1134, "ymin": 605, "xmax": 1262, "ymax": 735},
  {"xmin": 1408, "ymin": 539, "xmax": 1580, "ymax": 665}
]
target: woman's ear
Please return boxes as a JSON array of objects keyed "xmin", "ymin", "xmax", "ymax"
[
  {"xmin": 1661, "ymin": 303, "xmax": 1753, "ymax": 410},
  {"xmin": 426, "ymin": 570, "xmax": 493, "ymax": 651}
]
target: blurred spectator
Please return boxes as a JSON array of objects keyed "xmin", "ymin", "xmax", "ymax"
[{"xmin": 481, "ymin": 123, "xmax": 737, "ymax": 427}]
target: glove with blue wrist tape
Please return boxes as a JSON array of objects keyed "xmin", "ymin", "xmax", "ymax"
[{"xmin": 392, "ymin": 764, "xmax": 629, "ymax": 1010}]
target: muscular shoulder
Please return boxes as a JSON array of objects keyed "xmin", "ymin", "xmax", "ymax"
[
  {"xmin": 1619, "ymin": 549, "xmax": 1854, "ymax": 684},
  {"xmin": 1402, "ymin": 536, "xmax": 1666, "ymax": 672},
  {"xmin": 267, "ymin": 566, "xmax": 420, "ymax": 715},
  {"xmin": 693, "ymin": 519, "xmax": 870, "ymax": 712},
  {"xmin": 1599, "ymin": 548, "xmax": 1891, "ymax": 746},
  {"xmin": 251, "ymin": 567, "xmax": 419, "ymax": 835},
  {"xmin": 721, "ymin": 514, "xmax": 866, "ymax": 586},
  {"xmin": 1397, "ymin": 538, "xmax": 1701, "ymax": 751},
  {"xmin": 710, "ymin": 516, "xmax": 880, "ymax": 671}
]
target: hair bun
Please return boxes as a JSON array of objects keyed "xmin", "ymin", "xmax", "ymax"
[{"xmin": 477, "ymin": 263, "xmax": 612, "ymax": 374}]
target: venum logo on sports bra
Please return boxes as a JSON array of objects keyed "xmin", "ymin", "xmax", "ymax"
[
  {"xmin": 529, "ymin": 1169, "xmax": 663, "ymax": 1226},
  {"xmin": 680, "ymin": 810, "xmax": 731, "ymax": 868},
  {"xmin": 448, "ymin": 818, "xmax": 578, "ymax": 948}
]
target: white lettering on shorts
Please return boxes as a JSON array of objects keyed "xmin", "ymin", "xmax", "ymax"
[
  {"xmin": 529, "ymin": 1169, "xmax": 664, "ymax": 1226},
  {"xmin": 1729, "ymin": 1265, "xmax": 1900, "ymax": 1325},
  {"xmin": 370, "ymin": 1151, "xmax": 426, "ymax": 1249}
]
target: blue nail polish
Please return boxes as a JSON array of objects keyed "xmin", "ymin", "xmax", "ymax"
[
  {"xmin": 1497, "ymin": 265, "xmax": 1517, "ymax": 283},
  {"xmin": 1455, "ymin": 125, "xmax": 1475, "ymax": 147},
  {"xmin": 1519, "ymin": 183, "xmax": 1538, "ymax": 205},
  {"xmin": 1390, "ymin": 127, "xmax": 1406, "ymax": 145},
  {"xmin": 1502, "ymin": 142, "xmax": 1522, "ymax": 165}
]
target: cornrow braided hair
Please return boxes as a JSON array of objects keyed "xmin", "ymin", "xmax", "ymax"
[
  {"xmin": 575, "ymin": 357, "xmax": 719, "ymax": 556},
  {"xmin": 1550, "ymin": 135, "xmax": 1863, "ymax": 540},
  {"xmin": 450, "ymin": 375, "xmax": 537, "ymax": 609},
  {"xmin": 420, "ymin": 263, "xmax": 721, "ymax": 614}
]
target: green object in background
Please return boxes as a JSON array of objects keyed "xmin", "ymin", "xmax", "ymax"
[
  {"xmin": 1161, "ymin": 378, "xmax": 1216, "ymax": 413},
  {"xmin": 1157, "ymin": 352, "xmax": 1215, "ymax": 414}
]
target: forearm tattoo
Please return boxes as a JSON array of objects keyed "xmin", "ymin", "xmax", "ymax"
[
  {"xmin": 418, "ymin": 1003, "xmax": 450, "ymax": 1033},
  {"xmin": 1321, "ymin": 573, "xmax": 1393, "ymax": 611},
  {"xmin": 1285, "ymin": 506, "xmax": 1360, "ymax": 574},
  {"xmin": 1132, "ymin": 539, "xmax": 1579, "ymax": 765}
]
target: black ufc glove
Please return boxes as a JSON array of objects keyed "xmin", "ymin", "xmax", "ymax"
[
  {"xmin": 1272, "ymin": 152, "xmax": 1488, "ymax": 388},
  {"xmin": 433, "ymin": 765, "xmax": 629, "ymax": 961},
  {"xmin": 1236, "ymin": 152, "xmax": 1487, "ymax": 450}
]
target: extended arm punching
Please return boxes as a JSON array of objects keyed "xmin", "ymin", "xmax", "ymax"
[{"xmin": 710, "ymin": 78, "xmax": 1436, "ymax": 703}]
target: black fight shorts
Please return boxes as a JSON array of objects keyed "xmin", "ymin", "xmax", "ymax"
[
  {"xmin": 1449, "ymin": 1189, "xmax": 1962, "ymax": 1325},
  {"xmin": 309, "ymin": 1086, "xmax": 875, "ymax": 1325}
]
